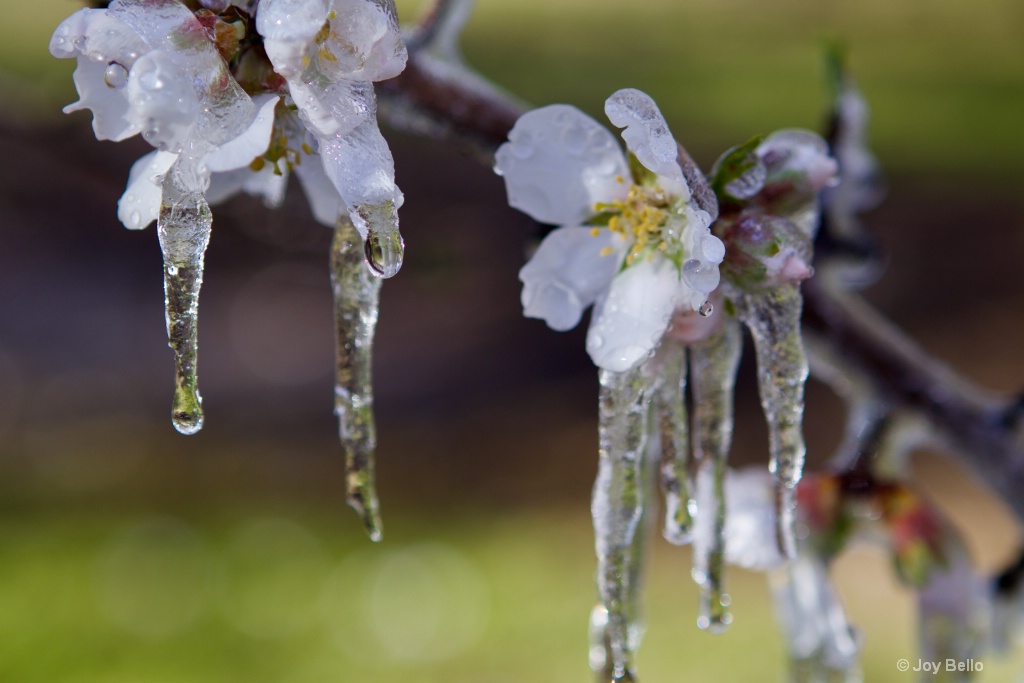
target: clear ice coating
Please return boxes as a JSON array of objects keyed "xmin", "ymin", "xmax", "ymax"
[
  {"xmin": 656, "ymin": 344, "xmax": 691, "ymax": 545},
  {"xmin": 690, "ymin": 322, "xmax": 742, "ymax": 631},
  {"xmin": 331, "ymin": 218, "xmax": 384, "ymax": 541},
  {"xmin": 157, "ymin": 162, "xmax": 212, "ymax": 435},
  {"xmin": 592, "ymin": 365, "xmax": 653, "ymax": 682},
  {"xmin": 770, "ymin": 555, "xmax": 860, "ymax": 682},
  {"xmin": 737, "ymin": 286, "xmax": 808, "ymax": 559}
]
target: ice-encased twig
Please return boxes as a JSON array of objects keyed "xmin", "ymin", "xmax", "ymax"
[
  {"xmin": 331, "ymin": 218, "xmax": 384, "ymax": 542},
  {"xmin": 656, "ymin": 343, "xmax": 692, "ymax": 545},
  {"xmin": 738, "ymin": 286, "xmax": 808, "ymax": 559},
  {"xmin": 770, "ymin": 554, "xmax": 861, "ymax": 683},
  {"xmin": 592, "ymin": 364, "xmax": 654, "ymax": 682},
  {"xmin": 690, "ymin": 320, "xmax": 743, "ymax": 631},
  {"xmin": 157, "ymin": 162, "xmax": 212, "ymax": 435}
]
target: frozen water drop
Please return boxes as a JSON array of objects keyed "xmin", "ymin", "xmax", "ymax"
[
  {"xmin": 363, "ymin": 229, "xmax": 404, "ymax": 279},
  {"xmin": 682, "ymin": 259, "xmax": 721, "ymax": 294},
  {"xmin": 103, "ymin": 62, "xmax": 128, "ymax": 90},
  {"xmin": 172, "ymin": 393, "xmax": 204, "ymax": 435},
  {"xmin": 563, "ymin": 125, "xmax": 588, "ymax": 156},
  {"xmin": 698, "ymin": 300, "xmax": 714, "ymax": 317}
]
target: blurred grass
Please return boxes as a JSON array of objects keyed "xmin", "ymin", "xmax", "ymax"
[{"xmin": 1, "ymin": 501, "xmax": 1022, "ymax": 682}]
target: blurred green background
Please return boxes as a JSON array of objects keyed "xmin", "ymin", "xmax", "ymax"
[{"xmin": 1, "ymin": 1, "xmax": 1023, "ymax": 681}]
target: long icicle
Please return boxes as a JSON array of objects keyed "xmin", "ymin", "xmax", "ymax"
[
  {"xmin": 690, "ymin": 320, "xmax": 743, "ymax": 631},
  {"xmin": 157, "ymin": 161, "xmax": 212, "ymax": 435},
  {"xmin": 739, "ymin": 286, "xmax": 808, "ymax": 559},
  {"xmin": 656, "ymin": 342, "xmax": 692, "ymax": 545},
  {"xmin": 592, "ymin": 364, "xmax": 652, "ymax": 682},
  {"xmin": 331, "ymin": 218, "xmax": 384, "ymax": 541}
]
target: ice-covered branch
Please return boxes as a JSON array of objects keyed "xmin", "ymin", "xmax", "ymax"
[{"xmin": 379, "ymin": 16, "xmax": 1024, "ymax": 529}]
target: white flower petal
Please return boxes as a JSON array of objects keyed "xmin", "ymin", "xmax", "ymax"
[
  {"xmin": 519, "ymin": 226, "xmax": 621, "ymax": 331},
  {"xmin": 206, "ymin": 165, "xmax": 288, "ymax": 207},
  {"xmin": 65, "ymin": 58, "xmax": 139, "ymax": 141},
  {"xmin": 205, "ymin": 95, "xmax": 280, "ymax": 173},
  {"xmin": 586, "ymin": 256, "xmax": 679, "ymax": 372},
  {"xmin": 51, "ymin": 9, "xmax": 148, "ymax": 141},
  {"xmin": 604, "ymin": 88, "xmax": 686, "ymax": 194},
  {"xmin": 495, "ymin": 104, "xmax": 630, "ymax": 227},
  {"xmin": 117, "ymin": 150, "xmax": 179, "ymax": 230},
  {"xmin": 294, "ymin": 155, "xmax": 345, "ymax": 227},
  {"xmin": 126, "ymin": 50, "xmax": 200, "ymax": 153}
]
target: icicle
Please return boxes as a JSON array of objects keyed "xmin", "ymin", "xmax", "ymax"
[
  {"xmin": 656, "ymin": 343, "xmax": 692, "ymax": 545},
  {"xmin": 769, "ymin": 555, "xmax": 861, "ymax": 683},
  {"xmin": 592, "ymin": 365, "xmax": 653, "ymax": 682},
  {"xmin": 331, "ymin": 217, "xmax": 384, "ymax": 541},
  {"xmin": 690, "ymin": 320, "xmax": 743, "ymax": 631},
  {"xmin": 738, "ymin": 286, "xmax": 808, "ymax": 559},
  {"xmin": 157, "ymin": 161, "xmax": 211, "ymax": 435}
]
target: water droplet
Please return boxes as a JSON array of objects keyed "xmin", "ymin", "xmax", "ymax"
[
  {"xmin": 129, "ymin": 210, "xmax": 141, "ymax": 228},
  {"xmin": 172, "ymin": 393, "xmax": 204, "ymax": 435},
  {"xmin": 682, "ymin": 258, "xmax": 720, "ymax": 293},
  {"xmin": 591, "ymin": 334, "xmax": 604, "ymax": 349},
  {"xmin": 363, "ymin": 229, "xmax": 404, "ymax": 279},
  {"xmin": 72, "ymin": 35, "xmax": 86, "ymax": 51},
  {"xmin": 563, "ymin": 125, "xmax": 588, "ymax": 156},
  {"xmin": 699, "ymin": 300, "xmax": 713, "ymax": 317}
]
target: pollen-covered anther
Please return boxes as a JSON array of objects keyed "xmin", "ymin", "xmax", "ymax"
[{"xmin": 595, "ymin": 183, "xmax": 670, "ymax": 265}]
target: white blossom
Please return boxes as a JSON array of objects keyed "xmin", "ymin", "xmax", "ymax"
[
  {"xmin": 495, "ymin": 89, "xmax": 725, "ymax": 372},
  {"xmin": 256, "ymin": 0, "xmax": 408, "ymax": 238}
]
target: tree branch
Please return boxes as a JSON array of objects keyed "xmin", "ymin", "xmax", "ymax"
[{"xmin": 377, "ymin": 18, "xmax": 1024, "ymax": 527}]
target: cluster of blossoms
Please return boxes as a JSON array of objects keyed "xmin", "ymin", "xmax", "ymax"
[
  {"xmin": 50, "ymin": 0, "xmax": 408, "ymax": 271},
  {"xmin": 50, "ymin": 0, "xmax": 408, "ymax": 537}
]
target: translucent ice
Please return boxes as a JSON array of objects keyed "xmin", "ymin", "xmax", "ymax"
[
  {"xmin": 157, "ymin": 162, "xmax": 213, "ymax": 435},
  {"xmin": 689, "ymin": 322, "xmax": 742, "ymax": 630},
  {"xmin": 604, "ymin": 88, "xmax": 685, "ymax": 192},
  {"xmin": 655, "ymin": 343, "xmax": 692, "ymax": 545},
  {"xmin": 770, "ymin": 555, "xmax": 860, "ymax": 682},
  {"xmin": 593, "ymin": 365, "xmax": 653, "ymax": 681},
  {"xmin": 331, "ymin": 218, "xmax": 384, "ymax": 540},
  {"xmin": 737, "ymin": 287, "xmax": 808, "ymax": 559}
]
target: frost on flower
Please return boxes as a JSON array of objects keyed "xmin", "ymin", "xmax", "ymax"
[
  {"xmin": 51, "ymin": 0, "xmax": 408, "ymax": 539},
  {"xmin": 495, "ymin": 89, "xmax": 724, "ymax": 374}
]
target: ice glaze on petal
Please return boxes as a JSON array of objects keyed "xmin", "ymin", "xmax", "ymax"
[
  {"xmin": 495, "ymin": 104, "xmax": 630, "ymax": 227},
  {"xmin": 519, "ymin": 226, "xmax": 623, "ymax": 331},
  {"xmin": 604, "ymin": 88, "xmax": 686, "ymax": 195},
  {"xmin": 204, "ymin": 95, "xmax": 280, "ymax": 173},
  {"xmin": 295, "ymin": 155, "xmax": 346, "ymax": 227},
  {"xmin": 117, "ymin": 150, "xmax": 179, "ymax": 230},
  {"xmin": 586, "ymin": 256, "xmax": 679, "ymax": 372}
]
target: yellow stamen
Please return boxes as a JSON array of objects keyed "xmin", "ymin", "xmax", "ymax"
[{"xmin": 590, "ymin": 227, "xmax": 601, "ymax": 237}]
